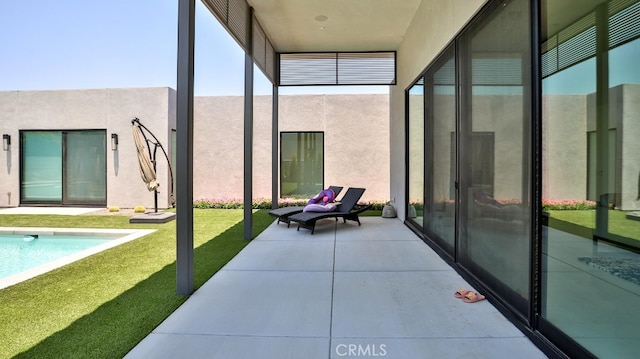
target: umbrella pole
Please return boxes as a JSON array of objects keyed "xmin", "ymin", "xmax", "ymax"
[{"xmin": 153, "ymin": 145, "xmax": 159, "ymax": 213}]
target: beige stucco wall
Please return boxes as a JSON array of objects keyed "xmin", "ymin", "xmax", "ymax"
[
  {"xmin": 0, "ymin": 91, "xmax": 19, "ymax": 206},
  {"xmin": 1, "ymin": 89, "xmax": 388, "ymax": 209},
  {"xmin": 106, "ymin": 88, "xmax": 174, "ymax": 209},
  {"xmin": 2, "ymin": 81, "xmax": 637, "ymax": 211},
  {"xmin": 540, "ymin": 85, "xmax": 640, "ymax": 210},
  {"xmin": 585, "ymin": 84, "xmax": 640, "ymax": 210},
  {"xmin": 409, "ymin": 92, "xmax": 530, "ymax": 205},
  {"xmin": 473, "ymin": 94, "xmax": 528, "ymax": 201},
  {"xmin": 390, "ymin": 0, "xmax": 487, "ymax": 220},
  {"xmin": 193, "ymin": 94, "xmax": 390, "ymax": 203},
  {"xmin": 619, "ymin": 84, "xmax": 640, "ymax": 210},
  {"xmin": 0, "ymin": 87, "xmax": 174, "ymax": 209},
  {"xmin": 192, "ymin": 95, "xmax": 245, "ymax": 202}
]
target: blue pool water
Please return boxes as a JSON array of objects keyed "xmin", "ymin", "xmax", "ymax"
[{"xmin": 0, "ymin": 233, "xmax": 115, "ymax": 280}]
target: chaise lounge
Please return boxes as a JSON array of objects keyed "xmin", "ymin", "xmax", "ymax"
[
  {"xmin": 288, "ymin": 187, "xmax": 371, "ymax": 234},
  {"xmin": 268, "ymin": 185, "xmax": 343, "ymax": 227}
]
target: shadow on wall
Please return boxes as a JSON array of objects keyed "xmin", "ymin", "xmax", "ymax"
[
  {"xmin": 4, "ymin": 149, "xmax": 10, "ymax": 174},
  {"xmin": 113, "ymin": 151, "xmax": 119, "ymax": 177}
]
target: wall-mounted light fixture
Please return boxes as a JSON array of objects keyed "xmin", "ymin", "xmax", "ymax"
[
  {"xmin": 111, "ymin": 133, "xmax": 118, "ymax": 151},
  {"xmin": 2, "ymin": 134, "xmax": 10, "ymax": 151}
]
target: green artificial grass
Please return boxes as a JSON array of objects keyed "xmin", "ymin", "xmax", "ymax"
[
  {"xmin": 0, "ymin": 209, "xmax": 273, "ymax": 359},
  {"xmin": 547, "ymin": 209, "xmax": 640, "ymax": 242},
  {"xmin": 361, "ymin": 209, "xmax": 382, "ymax": 217}
]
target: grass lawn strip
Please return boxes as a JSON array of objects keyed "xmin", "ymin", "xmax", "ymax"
[
  {"xmin": 0, "ymin": 209, "xmax": 272, "ymax": 359},
  {"xmin": 549, "ymin": 209, "xmax": 639, "ymax": 242}
]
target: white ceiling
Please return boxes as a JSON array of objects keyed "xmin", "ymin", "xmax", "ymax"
[
  {"xmin": 246, "ymin": 0, "xmax": 422, "ymax": 52},
  {"xmin": 245, "ymin": 0, "xmax": 612, "ymax": 53}
]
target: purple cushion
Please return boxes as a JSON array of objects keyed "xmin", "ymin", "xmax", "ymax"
[
  {"xmin": 303, "ymin": 203, "xmax": 337, "ymax": 212},
  {"xmin": 307, "ymin": 188, "xmax": 337, "ymax": 204}
]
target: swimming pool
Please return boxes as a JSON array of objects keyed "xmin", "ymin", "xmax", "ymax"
[{"xmin": 0, "ymin": 227, "xmax": 154, "ymax": 289}]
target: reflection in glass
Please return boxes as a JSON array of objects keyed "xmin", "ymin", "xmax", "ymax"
[
  {"xmin": 21, "ymin": 131, "xmax": 63, "ymax": 202},
  {"xmin": 458, "ymin": 0, "xmax": 532, "ymax": 314},
  {"xmin": 541, "ymin": 0, "xmax": 640, "ymax": 356},
  {"xmin": 424, "ymin": 48, "xmax": 456, "ymax": 253},
  {"xmin": 407, "ymin": 80, "xmax": 424, "ymax": 228}
]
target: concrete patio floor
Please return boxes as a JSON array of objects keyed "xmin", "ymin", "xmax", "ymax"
[{"xmin": 125, "ymin": 216, "xmax": 547, "ymax": 359}]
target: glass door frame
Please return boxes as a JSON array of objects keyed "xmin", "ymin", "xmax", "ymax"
[{"xmin": 19, "ymin": 129, "xmax": 107, "ymax": 206}]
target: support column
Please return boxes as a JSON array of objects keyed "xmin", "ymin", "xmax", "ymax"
[
  {"xmin": 594, "ymin": 3, "xmax": 609, "ymax": 238},
  {"xmin": 244, "ymin": 8, "xmax": 254, "ymax": 240},
  {"xmin": 272, "ymin": 85, "xmax": 279, "ymax": 209},
  {"xmin": 176, "ymin": 0, "xmax": 195, "ymax": 295}
]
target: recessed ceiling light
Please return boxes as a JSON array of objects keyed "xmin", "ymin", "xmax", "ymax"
[{"xmin": 315, "ymin": 15, "xmax": 328, "ymax": 22}]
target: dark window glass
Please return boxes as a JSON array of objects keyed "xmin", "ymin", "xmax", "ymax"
[{"xmin": 280, "ymin": 132, "xmax": 324, "ymax": 197}]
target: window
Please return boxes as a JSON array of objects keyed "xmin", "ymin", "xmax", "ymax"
[{"xmin": 280, "ymin": 132, "xmax": 324, "ymax": 197}]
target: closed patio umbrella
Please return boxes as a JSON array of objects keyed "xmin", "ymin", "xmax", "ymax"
[{"xmin": 132, "ymin": 122, "xmax": 159, "ymax": 192}]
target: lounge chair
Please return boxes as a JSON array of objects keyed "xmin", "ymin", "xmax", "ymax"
[
  {"xmin": 268, "ymin": 185, "xmax": 344, "ymax": 227},
  {"xmin": 288, "ymin": 187, "xmax": 371, "ymax": 234}
]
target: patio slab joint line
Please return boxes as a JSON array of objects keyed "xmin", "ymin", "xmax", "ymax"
[{"xmin": 328, "ymin": 222, "xmax": 338, "ymax": 358}]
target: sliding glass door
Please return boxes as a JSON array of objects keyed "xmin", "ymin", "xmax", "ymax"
[
  {"xmin": 405, "ymin": 0, "xmax": 640, "ymax": 356},
  {"xmin": 540, "ymin": 1, "xmax": 640, "ymax": 356},
  {"xmin": 21, "ymin": 131, "xmax": 63, "ymax": 202},
  {"xmin": 21, "ymin": 130, "xmax": 107, "ymax": 206},
  {"xmin": 457, "ymin": 0, "xmax": 532, "ymax": 316},
  {"xmin": 424, "ymin": 46, "xmax": 457, "ymax": 256},
  {"xmin": 64, "ymin": 131, "xmax": 107, "ymax": 204}
]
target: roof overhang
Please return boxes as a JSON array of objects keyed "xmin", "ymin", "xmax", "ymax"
[
  {"xmin": 245, "ymin": 0, "xmax": 617, "ymax": 53},
  {"xmin": 203, "ymin": 0, "xmax": 622, "ymax": 85},
  {"xmin": 246, "ymin": 0, "xmax": 422, "ymax": 53},
  {"xmin": 202, "ymin": 0, "xmax": 411, "ymax": 85}
]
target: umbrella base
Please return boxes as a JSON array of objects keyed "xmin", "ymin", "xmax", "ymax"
[{"xmin": 129, "ymin": 211, "xmax": 176, "ymax": 224}]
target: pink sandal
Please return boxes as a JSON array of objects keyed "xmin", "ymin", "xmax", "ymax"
[
  {"xmin": 462, "ymin": 291, "xmax": 485, "ymax": 303},
  {"xmin": 454, "ymin": 288, "xmax": 471, "ymax": 298}
]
